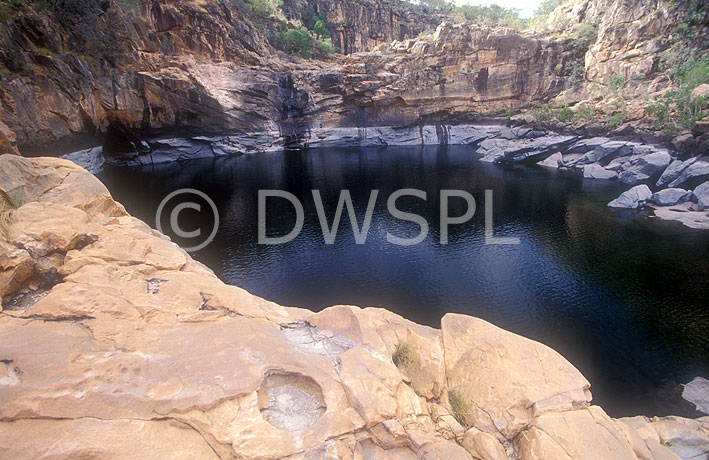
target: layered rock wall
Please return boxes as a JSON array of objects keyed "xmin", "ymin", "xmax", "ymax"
[{"xmin": 0, "ymin": 0, "xmax": 580, "ymax": 154}]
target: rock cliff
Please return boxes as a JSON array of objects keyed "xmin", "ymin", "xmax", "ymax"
[
  {"xmin": 7, "ymin": 0, "xmax": 696, "ymax": 156},
  {"xmin": 2, "ymin": 153, "xmax": 709, "ymax": 459}
]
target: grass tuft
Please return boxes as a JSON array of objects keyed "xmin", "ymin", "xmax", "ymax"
[
  {"xmin": 448, "ymin": 388, "xmax": 474, "ymax": 427},
  {"xmin": 392, "ymin": 341, "xmax": 416, "ymax": 369}
]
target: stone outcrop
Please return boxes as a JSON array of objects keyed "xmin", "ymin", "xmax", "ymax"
[
  {"xmin": 302, "ymin": 0, "xmax": 442, "ymax": 54},
  {"xmin": 2, "ymin": 154, "xmax": 708, "ymax": 459},
  {"xmin": 0, "ymin": 0, "xmax": 584, "ymax": 155}
]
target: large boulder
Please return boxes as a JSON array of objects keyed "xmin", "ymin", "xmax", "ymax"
[
  {"xmin": 691, "ymin": 181, "xmax": 709, "ymax": 211},
  {"xmin": 462, "ymin": 428, "xmax": 508, "ymax": 460},
  {"xmin": 441, "ymin": 314, "xmax": 591, "ymax": 439},
  {"xmin": 658, "ymin": 159, "xmax": 693, "ymax": 187},
  {"xmin": 618, "ymin": 151, "xmax": 672, "ymax": 185},
  {"xmin": 668, "ymin": 156, "xmax": 709, "ymax": 188},
  {"xmin": 608, "ymin": 184, "xmax": 653, "ymax": 209},
  {"xmin": 650, "ymin": 188, "xmax": 691, "ymax": 206},
  {"xmin": 577, "ymin": 141, "xmax": 632, "ymax": 165},
  {"xmin": 584, "ymin": 163, "xmax": 618, "ymax": 180}
]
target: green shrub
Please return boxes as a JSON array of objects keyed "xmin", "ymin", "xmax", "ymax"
[
  {"xmin": 557, "ymin": 106, "xmax": 574, "ymax": 122},
  {"xmin": 646, "ymin": 98, "xmax": 670, "ymax": 122},
  {"xmin": 0, "ymin": 0, "xmax": 25, "ymax": 21},
  {"xmin": 249, "ymin": 0, "xmax": 282, "ymax": 17},
  {"xmin": 532, "ymin": 104, "xmax": 553, "ymax": 121},
  {"xmin": 677, "ymin": 56, "xmax": 709, "ymax": 90},
  {"xmin": 534, "ymin": 0, "xmax": 565, "ymax": 16},
  {"xmin": 315, "ymin": 37, "xmax": 333, "ymax": 57},
  {"xmin": 574, "ymin": 103, "xmax": 595, "ymax": 121},
  {"xmin": 160, "ymin": 35, "xmax": 175, "ymax": 55},
  {"xmin": 628, "ymin": 73, "xmax": 645, "ymax": 87},
  {"xmin": 308, "ymin": 18, "xmax": 330, "ymax": 39},
  {"xmin": 565, "ymin": 60, "xmax": 585, "ymax": 88},
  {"xmin": 456, "ymin": 3, "xmax": 526, "ymax": 29},
  {"xmin": 608, "ymin": 102, "xmax": 626, "ymax": 128},
  {"xmin": 570, "ymin": 23, "xmax": 598, "ymax": 54},
  {"xmin": 608, "ymin": 74, "xmax": 626, "ymax": 93},
  {"xmin": 278, "ymin": 27, "xmax": 312, "ymax": 57}
]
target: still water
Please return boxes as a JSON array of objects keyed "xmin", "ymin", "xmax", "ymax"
[{"xmin": 98, "ymin": 144, "xmax": 709, "ymax": 417}]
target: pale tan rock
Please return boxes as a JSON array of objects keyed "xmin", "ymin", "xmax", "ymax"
[
  {"xmin": 0, "ymin": 240, "xmax": 33, "ymax": 298},
  {"xmin": 462, "ymin": 428, "xmax": 508, "ymax": 460},
  {"xmin": 338, "ymin": 346, "xmax": 402, "ymax": 424},
  {"xmin": 517, "ymin": 406, "xmax": 639, "ymax": 460},
  {"xmin": 441, "ymin": 313, "xmax": 591, "ymax": 438},
  {"xmin": 309, "ymin": 305, "xmax": 446, "ymax": 399},
  {"xmin": 0, "ymin": 418, "xmax": 221, "ymax": 460},
  {"xmin": 415, "ymin": 437, "xmax": 474, "ymax": 460}
]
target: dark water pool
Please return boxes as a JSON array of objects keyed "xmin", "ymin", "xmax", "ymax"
[{"xmin": 98, "ymin": 144, "xmax": 709, "ymax": 417}]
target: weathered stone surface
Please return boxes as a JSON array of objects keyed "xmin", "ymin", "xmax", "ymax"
[
  {"xmin": 0, "ymin": 418, "xmax": 221, "ymax": 460},
  {"xmin": 650, "ymin": 188, "xmax": 691, "ymax": 206},
  {"xmin": 637, "ymin": 416, "xmax": 709, "ymax": 460},
  {"xmin": 538, "ymin": 152, "xmax": 563, "ymax": 168},
  {"xmin": 441, "ymin": 313, "xmax": 591, "ymax": 438},
  {"xmin": 668, "ymin": 157, "xmax": 709, "ymax": 189},
  {"xmin": 462, "ymin": 428, "xmax": 508, "ymax": 460},
  {"xmin": 608, "ymin": 184, "xmax": 652, "ymax": 209},
  {"xmin": 658, "ymin": 159, "xmax": 694, "ymax": 187},
  {"xmin": 308, "ymin": 0, "xmax": 440, "ymax": 54},
  {"xmin": 682, "ymin": 377, "xmax": 709, "ymax": 416},
  {"xmin": 618, "ymin": 151, "xmax": 672, "ymax": 185},
  {"xmin": 650, "ymin": 202, "xmax": 709, "ymax": 230},
  {"xmin": 691, "ymin": 181, "xmax": 709, "ymax": 211},
  {"xmin": 578, "ymin": 141, "xmax": 631, "ymax": 165},
  {"xmin": 517, "ymin": 407, "xmax": 638, "ymax": 460},
  {"xmin": 584, "ymin": 163, "xmax": 618, "ymax": 180}
]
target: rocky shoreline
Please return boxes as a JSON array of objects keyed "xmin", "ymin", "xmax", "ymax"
[
  {"xmin": 62, "ymin": 123, "xmax": 709, "ymax": 230},
  {"xmin": 1, "ymin": 153, "xmax": 708, "ymax": 459}
]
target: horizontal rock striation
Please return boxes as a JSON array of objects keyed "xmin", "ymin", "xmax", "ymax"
[
  {"xmin": 1, "ymin": 154, "xmax": 708, "ymax": 459},
  {"xmin": 0, "ymin": 0, "xmax": 582, "ymax": 155}
]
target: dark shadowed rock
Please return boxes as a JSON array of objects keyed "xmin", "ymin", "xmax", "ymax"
[
  {"xmin": 618, "ymin": 151, "xmax": 672, "ymax": 185},
  {"xmin": 668, "ymin": 156, "xmax": 709, "ymax": 189}
]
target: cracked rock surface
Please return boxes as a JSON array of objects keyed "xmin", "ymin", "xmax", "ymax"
[{"xmin": 1, "ymin": 154, "xmax": 708, "ymax": 459}]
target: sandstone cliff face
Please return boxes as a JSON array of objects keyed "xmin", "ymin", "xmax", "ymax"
[
  {"xmin": 2, "ymin": 154, "xmax": 708, "ymax": 460},
  {"xmin": 310, "ymin": 0, "xmax": 441, "ymax": 54},
  {"xmin": 549, "ymin": 0, "xmax": 709, "ymax": 84},
  {"xmin": 334, "ymin": 23, "xmax": 575, "ymax": 126},
  {"xmin": 0, "ymin": 0, "xmax": 275, "ymax": 153},
  {"xmin": 0, "ymin": 0, "xmax": 582, "ymax": 154},
  {"xmin": 0, "ymin": 0, "xmax": 706, "ymax": 155}
]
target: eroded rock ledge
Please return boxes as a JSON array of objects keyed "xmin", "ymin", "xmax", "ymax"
[{"xmin": 1, "ymin": 154, "xmax": 708, "ymax": 459}]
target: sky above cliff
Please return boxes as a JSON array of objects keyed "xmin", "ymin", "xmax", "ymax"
[{"xmin": 454, "ymin": 0, "xmax": 541, "ymax": 18}]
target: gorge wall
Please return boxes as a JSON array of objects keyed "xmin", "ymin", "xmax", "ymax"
[{"xmin": 3, "ymin": 0, "xmax": 705, "ymax": 157}]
